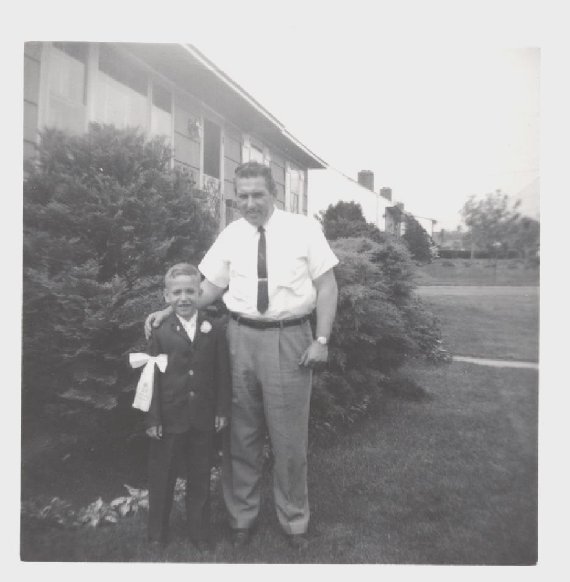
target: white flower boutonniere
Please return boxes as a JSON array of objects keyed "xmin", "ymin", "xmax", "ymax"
[{"xmin": 200, "ymin": 320, "xmax": 212, "ymax": 334}]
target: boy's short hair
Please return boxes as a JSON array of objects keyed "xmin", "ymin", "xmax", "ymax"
[{"xmin": 164, "ymin": 263, "xmax": 201, "ymax": 286}]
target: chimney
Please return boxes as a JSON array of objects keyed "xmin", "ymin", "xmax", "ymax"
[
  {"xmin": 380, "ymin": 187, "xmax": 392, "ymax": 201},
  {"xmin": 357, "ymin": 170, "xmax": 374, "ymax": 191}
]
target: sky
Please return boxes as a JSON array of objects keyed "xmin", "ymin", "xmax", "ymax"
[{"xmin": 190, "ymin": 31, "xmax": 540, "ymax": 230}]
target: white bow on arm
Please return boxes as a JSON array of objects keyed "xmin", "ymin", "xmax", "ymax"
[{"xmin": 129, "ymin": 353, "xmax": 168, "ymax": 412}]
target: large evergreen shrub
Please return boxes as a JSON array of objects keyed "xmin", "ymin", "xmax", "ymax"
[
  {"xmin": 23, "ymin": 125, "xmax": 218, "ymax": 428},
  {"xmin": 311, "ymin": 203, "xmax": 446, "ymax": 434}
]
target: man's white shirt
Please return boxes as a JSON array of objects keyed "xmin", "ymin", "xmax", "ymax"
[{"xmin": 199, "ymin": 208, "xmax": 338, "ymax": 320}]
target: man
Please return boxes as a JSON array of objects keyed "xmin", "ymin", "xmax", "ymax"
[{"xmin": 145, "ymin": 161, "xmax": 338, "ymax": 550}]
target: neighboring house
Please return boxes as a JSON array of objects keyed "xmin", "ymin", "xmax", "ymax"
[
  {"xmin": 308, "ymin": 167, "xmax": 406, "ymax": 234},
  {"xmin": 435, "ymin": 228, "xmax": 467, "ymax": 250},
  {"xmin": 23, "ymin": 42, "xmax": 325, "ymax": 229},
  {"xmin": 412, "ymin": 215, "xmax": 438, "ymax": 238},
  {"xmin": 384, "ymin": 203, "xmax": 406, "ymax": 237}
]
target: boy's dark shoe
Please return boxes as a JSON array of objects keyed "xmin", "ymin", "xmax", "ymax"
[
  {"xmin": 285, "ymin": 533, "xmax": 309, "ymax": 551},
  {"xmin": 231, "ymin": 528, "xmax": 252, "ymax": 549}
]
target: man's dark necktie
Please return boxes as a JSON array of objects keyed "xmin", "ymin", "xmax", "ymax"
[{"xmin": 257, "ymin": 226, "xmax": 269, "ymax": 313}]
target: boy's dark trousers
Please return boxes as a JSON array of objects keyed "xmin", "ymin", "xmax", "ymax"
[{"xmin": 148, "ymin": 427, "xmax": 213, "ymax": 543}]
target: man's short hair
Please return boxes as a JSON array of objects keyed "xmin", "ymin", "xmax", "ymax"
[
  {"xmin": 234, "ymin": 160, "xmax": 277, "ymax": 195},
  {"xmin": 164, "ymin": 263, "xmax": 201, "ymax": 286}
]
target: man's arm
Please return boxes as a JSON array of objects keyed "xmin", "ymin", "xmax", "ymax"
[
  {"xmin": 197, "ymin": 278, "xmax": 227, "ymax": 308},
  {"xmin": 299, "ymin": 268, "xmax": 338, "ymax": 367},
  {"xmin": 144, "ymin": 278, "xmax": 226, "ymax": 339}
]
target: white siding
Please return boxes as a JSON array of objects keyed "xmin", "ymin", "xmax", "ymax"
[{"xmin": 308, "ymin": 167, "xmax": 392, "ymax": 230}]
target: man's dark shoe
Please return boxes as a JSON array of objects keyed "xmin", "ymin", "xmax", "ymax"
[
  {"xmin": 231, "ymin": 528, "xmax": 252, "ymax": 549},
  {"xmin": 286, "ymin": 533, "xmax": 309, "ymax": 551}
]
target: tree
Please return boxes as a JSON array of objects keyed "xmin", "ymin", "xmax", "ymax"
[
  {"xmin": 23, "ymin": 125, "xmax": 219, "ymax": 425},
  {"xmin": 402, "ymin": 214, "xmax": 435, "ymax": 263},
  {"xmin": 508, "ymin": 216, "xmax": 540, "ymax": 264},
  {"xmin": 460, "ymin": 190, "xmax": 521, "ymax": 258}
]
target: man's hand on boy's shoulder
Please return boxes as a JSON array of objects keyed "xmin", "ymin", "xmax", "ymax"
[
  {"xmin": 215, "ymin": 416, "xmax": 228, "ymax": 432},
  {"xmin": 144, "ymin": 306, "xmax": 172, "ymax": 340},
  {"xmin": 146, "ymin": 425, "xmax": 163, "ymax": 440}
]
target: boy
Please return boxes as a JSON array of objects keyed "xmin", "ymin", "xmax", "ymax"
[{"xmin": 145, "ymin": 263, "xmax": 231, "ymax": 550}]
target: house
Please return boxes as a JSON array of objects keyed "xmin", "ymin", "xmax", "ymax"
[
  {"xmin": 307, "ymin": 167, "xmax": 407, "ymax": 234},
  {"xmin": 435, "ymin": 227, "xmax": 468, "ymax": 251},
  {"xmin": 23, "ymin": 42, "xmax": 326, "ymax": 228}
]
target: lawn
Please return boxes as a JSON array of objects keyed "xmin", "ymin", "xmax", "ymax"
[
  {"xmin": 416, "ymin": 258, "xmax": 539, "ymax": 286},
  {"xmin": 421, "ymin": 290, "xmax": 539, "ymax": 361},
  {"xmin": 21, "ymin": 361, "xmax": 538, "ymax": 564}
]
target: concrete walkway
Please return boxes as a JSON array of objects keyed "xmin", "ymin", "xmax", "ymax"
[
  {"xmin": 416, "ymin": 285, "xmax": 539, "ymax": 297},
  {"xmin": 452, "ymin": 355, "xmax": 539, "ymax": 370},
  {"xmin": 417, "ymin": 284, "xmax": 539, "ymax": 369}
]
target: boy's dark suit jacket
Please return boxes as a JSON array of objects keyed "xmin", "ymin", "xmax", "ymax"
[{"xmin": 146, "ymin": 311, "xmax": 231, "ymax": 433}]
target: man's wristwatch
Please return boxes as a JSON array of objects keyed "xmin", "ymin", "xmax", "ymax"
[{"xmin": 316, "ymin": 336, "xmax": 328, "ymax": 346}]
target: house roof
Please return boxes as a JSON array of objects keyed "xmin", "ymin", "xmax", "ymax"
[{"xmin": 122, "ymin": 42, "xmax": 326, "ymax": 169}]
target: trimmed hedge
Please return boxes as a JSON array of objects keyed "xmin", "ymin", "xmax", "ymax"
[{"xmin": 310, "ymin": 203, "xmax": 447, "ymax": 434}]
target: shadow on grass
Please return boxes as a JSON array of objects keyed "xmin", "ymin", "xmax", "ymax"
[{"xmin": 382, "ymin": 371, "xmax": 433, "ymax": 402}]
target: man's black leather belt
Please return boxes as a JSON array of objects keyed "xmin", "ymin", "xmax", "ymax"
[{"xmin": 230, "ymin": 312, "xmax": 310, "ymax": 329}]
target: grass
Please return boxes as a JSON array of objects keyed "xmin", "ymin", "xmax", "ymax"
[
  {"xmin": 422, "ymin": 292, "xmax": 539, "ymax": 361},
  {"xmin": 416, "ymin": 258, "xmax": 539, "ymax": 286},
  {"xmin": 21, "ymin": 361, "xmax": 538, "ymax": 564}
]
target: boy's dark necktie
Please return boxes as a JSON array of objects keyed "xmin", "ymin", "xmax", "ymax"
[{"xmin": 257, "ymin": 226, "xmax": 269, "ymax": 313}]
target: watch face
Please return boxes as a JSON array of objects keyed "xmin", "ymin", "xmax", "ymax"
[{"xmin": 317, "ymin": 337, "xmax": 327, "ymax": 345}]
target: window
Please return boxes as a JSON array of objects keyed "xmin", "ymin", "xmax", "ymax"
[
  {"xmin": 45, "ymin": 43, "xmax": 175, "ymax": 146},
  {"xmin": 225, "ymin": 199, "xmax": 239, "ymax": 225},
  {"xmin": 94, "ymin": 45, "xmax": 148, "ymax": 130},
  {"xmin": 290, "ymin": 192, "xmax": 299, "ymax": 213},
  {"xmin": 98, "ymin": 44, "xmax": 147, "ymax": 95},
  {"xmin": 249, "ymin": 145, "xmax": 264, "ymax": 163},
  {"xmin": 46, "ymin": 43, "xmax": 88, "ymax": 133},
  {"xmin": 52, "ymin": 42, "xmax": 88, "ymax": 64},
  {"xmin": 151, "ymin": 83, "xmax": 172, "ymax": 141},
  {"xmin": 289, "ymin": 168, "xmax": 304, "ymax": 214},
  {"xmin": 301, "ymin": 175, "xmax": 307, "ymax": 214},
  {"xmin": 203, "ymin": 119, "xmax": 221, "ymax": 178}
]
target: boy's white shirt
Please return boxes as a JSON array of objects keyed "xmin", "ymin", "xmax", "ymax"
[{"xmin": 176, "ymin": 312, "xmax": 197, "ymax": 341}]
